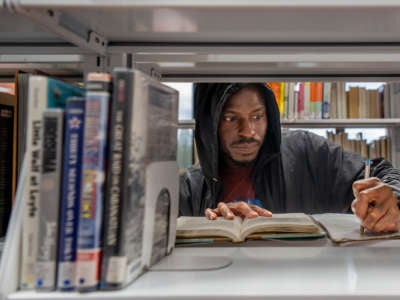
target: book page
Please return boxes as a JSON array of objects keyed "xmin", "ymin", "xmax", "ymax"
[
  {"xmin": 240, "ymin": 213, "xmax": 321, "ymax": 240},
  {"xmin": 311, "ymin": 213, "xmax": 400, "ymax": 244},
  {"xmin": 176, "ymin": 216, "xmax": 243, "ymax": 242}
]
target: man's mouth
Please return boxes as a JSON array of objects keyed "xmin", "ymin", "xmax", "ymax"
[{"xmin": 232, "ymin": 143, "xmax": 259, "ymax": 154}]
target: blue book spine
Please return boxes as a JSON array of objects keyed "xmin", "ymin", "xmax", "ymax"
[
  {"xmin": 57, "ymin": 98, "xmax": 85, "ymax": 291},
  {"xmin": 76, "ymin": 73, "xmax": 111, "ymax": 291}
]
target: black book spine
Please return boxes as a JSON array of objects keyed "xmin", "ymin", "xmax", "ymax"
[
  {"xmin": 0, "ymin": 104, "xmax": 14, "ymax": 237},
  {"xmin": 101, "ymin": 69, "xmax": 133, "ymax": 289}
]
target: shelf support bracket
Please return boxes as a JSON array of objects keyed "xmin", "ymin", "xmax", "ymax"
[
  {"xmin": 6, "ymin": 4, "xmax": 107, "ymax": 55},
  {"xmin": 80, "ymin": 53, "xmax": 162, "ymax": 80}
]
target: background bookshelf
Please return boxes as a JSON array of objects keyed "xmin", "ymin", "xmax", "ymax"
[
  {"xmin": 3, "ymin": 1, "xmax": 400, "ymax": 300},
  {"xmin": 166, "ymin": 81, "xmax": 400, "ymax": 169}
]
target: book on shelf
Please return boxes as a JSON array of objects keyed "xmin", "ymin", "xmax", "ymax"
[
  {"xmin": 177, "ymin": 128, "xmax": 194, "ymax": 171},
  {"xmin": 326, "ymin": 130, "xmax": 391, "ymax": 161},
  {"xmin": 35, "ymin": 108, "xmax": 64, "ymax": 291},
  {"xmin": 311, "ymin": 213, "xmax": 400, "ymax": 245},
  {"xmin": 76, "ymin": 73, "xmax": 112, "ymax": 292},
  {"xmin": 0, "ymin": 91, "xmax": 17, "ymax": 238},
  {"xmin": 310, "ymin": 82, "xmax": 323, "ymax": 119},
  {"xmin": 101, "ymin": 68, "xmax": 179, "ymax": 290},
  {"xmin": 265, "ymin": 81, "xmax": 395, "ymax": 120},
  {"xmin": 322, "ymin": 82, "xmax": 331, "ymax": 119},
  {"xmin": 20, "ymin": 76, "xmax": 83, "ymax": 290},
  {"xmin": 100, "ymin": 68, "xmax": 134, "ymax": 290},
  {"xmin": 0, "ymin": 82, "xmax": 15, "ymax": 95},
  {"xmin": 176, "ymin": 213, "xmax": 325, "ymax": 243},
  {"xmin": 15, "ymin": 72, "xmax": 30, "ymax": 180},
  {"xmin": 57, "ymin": 97, "xmax": 85, "ymax": 291},
  {"xmin": 303, "ymin": 82, "xmax": 310, "ymax": 119}
]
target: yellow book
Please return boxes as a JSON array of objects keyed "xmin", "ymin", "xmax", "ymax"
[{"xmin": 280, "ymin": 82, "xmax": 285, "ymax": 117}]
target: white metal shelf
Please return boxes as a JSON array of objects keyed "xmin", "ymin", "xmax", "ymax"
[
  {"xmin": 9, "ymin": 0, "xmax": 400, "ymax": 8},
  {"xmin": 5, "ymin": 2, "xmax": 400, "ymax": 77},
  {"xmin": 179, "ymin": 119, "xmax": 400, "ymax": 129},
  {"xmin": 281, "ymin": 118, "xmax": 400, "ymax": 128},
  {"xmin": 6, "ymin": 243, "xmax": 400, "ymax": 300}
]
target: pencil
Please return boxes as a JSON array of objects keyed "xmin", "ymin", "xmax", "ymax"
[{"xmin": 360, "ymin": 159, "xmax": 371, "ymax": 235}]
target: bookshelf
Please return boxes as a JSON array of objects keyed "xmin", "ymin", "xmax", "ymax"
[
  {"xmin": 3, "ymin": 1, "xmax": 400, "ymax": 80},
  {"xmin": 2, "ymin": 1, "xmax": 400, "ymax": 300}
]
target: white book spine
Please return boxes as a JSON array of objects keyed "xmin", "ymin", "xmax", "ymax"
[
  {"xmin": 303, "ymin": 82, "xmax": 310, "ymax": 120},
  {"xmin": 20, "ymin": 76, "xmax": 48, "ymax": 289},
  {"xmin": 35, "ymin": 109, "xmax": 64, "ymax": 291}
]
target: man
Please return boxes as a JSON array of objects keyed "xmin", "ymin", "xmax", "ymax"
[{"xmin": 179, "ymin": 83, "xmax": 400, "ymax": 233}]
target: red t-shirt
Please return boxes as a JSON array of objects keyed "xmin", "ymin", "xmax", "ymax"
[{"xmin": 219, "ymin": 166, "xmax": 255, "ymax": 204}]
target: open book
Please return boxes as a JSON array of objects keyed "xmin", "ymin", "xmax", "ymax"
[
  {"xmin": 311, "ymin": 213, "xmax": 400, "ymax": 244},
  {"xmin": 176, "ymin": 213, "xmax": 325, "ymax": 243}
]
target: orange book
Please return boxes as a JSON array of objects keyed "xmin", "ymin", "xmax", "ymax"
[
  {"xmin": 310, "ymin": 82, "xmax": 323, "ymax": 118},
  {"xmin": 267, "ymin": 82, "xmax": 282, "ymax": 112},
  {"xmin": 0, "ymin": 82, "xmax": 15, "ymax": 95}
]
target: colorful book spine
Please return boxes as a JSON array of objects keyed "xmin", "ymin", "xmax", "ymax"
[
  {"xmin": 100, "ymin": 69, "xmax": 134, "ymax": 290},
  {"xmin": 309, "ymin": 82, "xmax": 323, "ymax": 119},
  {"xmin": 297, "ymin": 82, "xmax": 304, "ymax": 119},
  {"xmin": 20, "ymin": 76, "xmax": 83, "ymax": 289},
  {"xmin": 322, "ymin": 82, "xmax": 331, "ymax": 119},
  {"xmin": 57, "ymin": 97, "xmax": 85, "ymax": 291},
  {"xmin": 279, "ymin": 82, "xmax": 285, "ymax": 118},
  {"xmin": 267, "ymin": 82, "xmax": 282, "ymax": 112},
  {"xmin": 76, "ymin": 73, "xmax": 112, "ymax": 291},
  {"xmin": 303, "ymin": 82, "xmax": 310, "ymax": 120},
  {"xmin": 35, "ymin": 108, "xmax": 64, "ymax": 291}
]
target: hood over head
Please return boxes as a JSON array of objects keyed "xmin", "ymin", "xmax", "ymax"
[{"xmin": 194, "ymin": 83, "xmax": 282, "ymax": 180}]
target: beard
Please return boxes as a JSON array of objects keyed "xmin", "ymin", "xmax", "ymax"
[
  {"xmin": 226, "ymin": 154, "xmax": 255, "ymax": 167},
  {"xmin": 220, "ymin": 137, "xmax": 260, "ymax": 167}
]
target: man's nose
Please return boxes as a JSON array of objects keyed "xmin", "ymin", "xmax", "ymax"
[{"xmin": 238, "ymin": 119, "xmax": 255, "ymax": 137}]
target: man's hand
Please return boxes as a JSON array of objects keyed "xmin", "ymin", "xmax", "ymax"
[
  {"xmin": 352, "ymin": 177, "xmax": 399, "ymax": 233},
  {"xmin": 205, "ymin": 201, "xmax": 272, "ymax": 220}
]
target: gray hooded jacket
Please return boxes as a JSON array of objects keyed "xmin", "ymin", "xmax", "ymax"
[{"xmin": 179, "ymin": 83, "xmax": 400, "ymax": 216}]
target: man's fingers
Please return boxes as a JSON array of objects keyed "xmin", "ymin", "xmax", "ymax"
[
  {"xmin": 355, "ymin": 182, "xmax": 389, "ymax": 220},
  {"xmin": 351, "ymin": 199, "xmax": 356, "ymax": 214},
  {"xmin": 217, "ymin": 202, "xmax": 235, "ymax": 219},
  {"xmin": 250, "ymin": 205, "xmax": 272, "ymax": 217},
  {"xmin": 229, "ymin": 202, "xmax": 258, "ymax": 218},
  {"xmin": 364, "ymin": 207, "xmax": 399, "ymax": 233},
  {"xmin": 353, "ymin": 177, "xmax": 380, "ymax": 197},
  {"xmin": 354, "ymin": 192, "xmax": 370, "ymax": 220},
  {"xmin": 205, "ymin": 208, "xmax": 218, "ymax": 220},
  {"xmin": 371, "ymin": 215, "xmax": 397, "ymax": 233},
  {"xmin": 205, "ymin": 201, "xmax": 273, "ymax": 220},
  {"xmin": 363, "ymin": 200, "xmax": 399, "ymax": 232}
]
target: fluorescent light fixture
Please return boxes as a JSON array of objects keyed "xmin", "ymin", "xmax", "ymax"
[{"xmin": 158, "ymin": 62, "xmax": 195, "ymax": 68}]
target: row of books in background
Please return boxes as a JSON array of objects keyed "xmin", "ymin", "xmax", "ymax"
[
  {"xmin": 267, "ymin": 81, "xmax": 400, "ymax": 120},
  {"xmin": 326, "ymin": 131, "xmax": 391, "ymax": 161},
  {"xmin": 18, "ymin": 68, "xmax": 179, "ymax": 293}
]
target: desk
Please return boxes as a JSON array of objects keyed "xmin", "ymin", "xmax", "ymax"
[{"xmin": 9, "ymin": 238, "xmax": 400, "ymax": 300}]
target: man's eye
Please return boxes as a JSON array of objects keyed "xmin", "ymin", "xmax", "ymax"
[
  {"xmin": 252, "ymin": 114, "xmax": 264, "ymax": 120},
  {"xmin": 224, "ymin": 116, "xmax": 237, "ymax": 122}
]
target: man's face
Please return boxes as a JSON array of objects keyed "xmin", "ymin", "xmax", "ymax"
[{"xmin": 218, "ymin": 87, "xmax": 267, "ymax": 167}]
